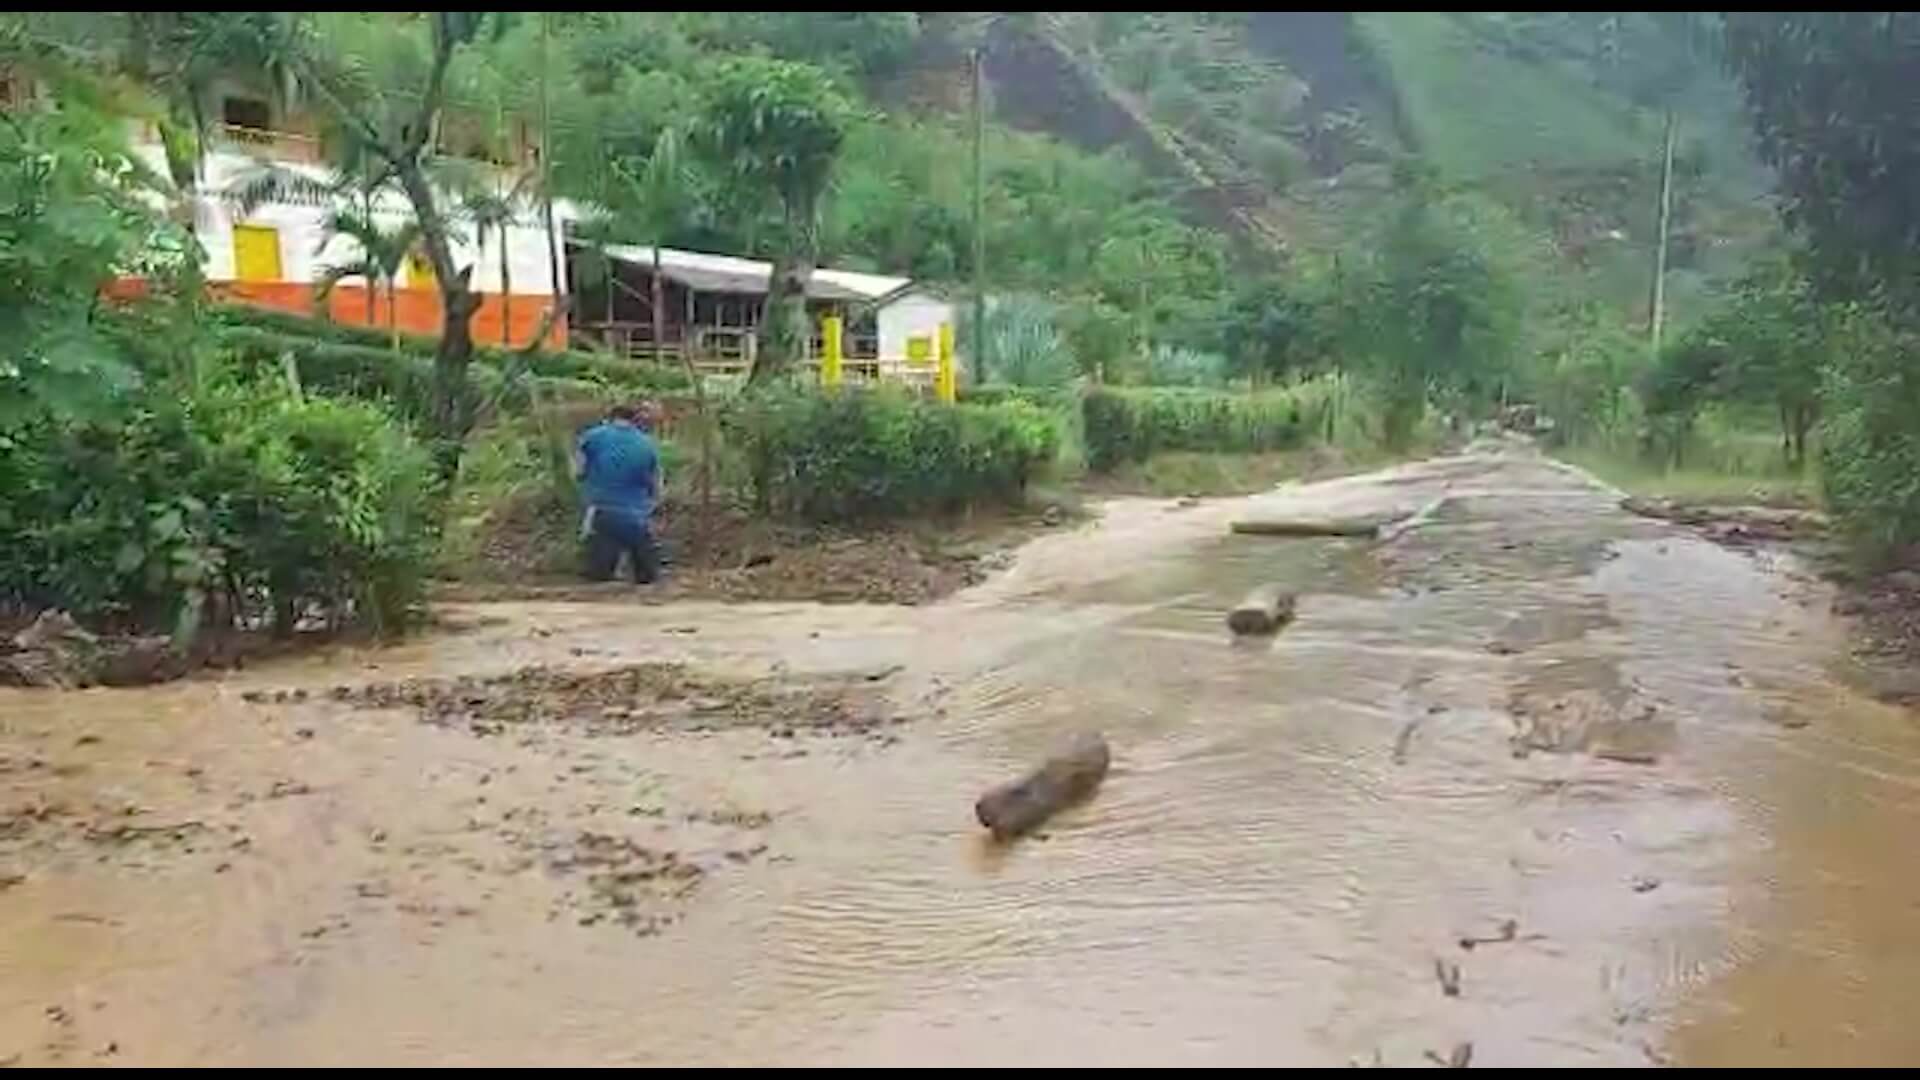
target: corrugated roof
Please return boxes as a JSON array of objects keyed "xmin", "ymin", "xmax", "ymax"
[{"xmin": 593, "ymin": 243, "xmax": 911, "ymax": 303}]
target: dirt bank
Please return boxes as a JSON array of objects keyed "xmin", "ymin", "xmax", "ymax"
[{"xmin": 445, "ymin": 495, "xmax": 1073, "ymax": 607}]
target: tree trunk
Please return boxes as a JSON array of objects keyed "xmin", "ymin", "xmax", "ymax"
[
  {"xmin": 499, "ymin": 226, "xmax": 513, "ymax": 347},
  {"xmin": 396, "ymin": 163, "xmax": 482, "ymax": 473},
  {"xmin": 750, "ymin": 200, "xmax": 817, "ymax": 385},
  {"xmin": 387, "ymin": 276, "xmax": 399, "ymax": 354},
  {"xmin": 651, "ymin": 246, "xmax": 665, "ymax": 365}
]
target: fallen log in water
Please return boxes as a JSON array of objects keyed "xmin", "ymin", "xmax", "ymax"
[
  {"xmin": 975, "ymin": 732, "xmax": 1111, "ymax": 841},
  {"xmin": 1231, "ymin": 495, "xmax": 1452, "ymax": 542},
  {"xmin": 1229, "ymin": 514, "xmax": 1394, "ymax": 538},
  {"xmin": 1227, "ymin": 584, "xmax": 1296, "ymax": 636}
]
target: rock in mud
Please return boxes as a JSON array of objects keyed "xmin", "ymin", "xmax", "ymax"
[
  {"xmin": 1227, "ymin": 585, "xmax": 1297, "ymax": 636},
  {"xmin": 975, "ymin": 732, "xmax": 1110, "ymax": 841}
]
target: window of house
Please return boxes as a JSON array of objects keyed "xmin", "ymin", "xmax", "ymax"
[
  {"xmin": 231, "ymin": 224, "xmax": 283, "ymax": 282},
  {"xmin": 221, "ymin": 96, "xmax": 273, "ymax": 131}
]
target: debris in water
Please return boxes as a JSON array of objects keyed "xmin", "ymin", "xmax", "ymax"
[
  {"xmin": 1423, "ymin": 1042, "xmax": 1473, "ymax": 1068},
  {"xmin": 1433, "ymin": 957, "xmax": 1463, "ymax": 997},
  {"xmin": 1392, "ymin": 718, "xmax": 1421, "ymax": 764},
  {"xmin": 1630, "ymin": 874, "xmax": 1662, "ymax": 894},
  {"xmin": 1227, "ymin": 585, "xmax": 1297, "ymax": 636},
  {"xmin": 975, "ymin": 732, "xmax": 1110, "ymax": 841},
  {"xmin": 1458, "ymin": 918, "xmax": 1520, "ymax": 950}
]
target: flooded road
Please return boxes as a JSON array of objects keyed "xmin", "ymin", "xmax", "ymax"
[{"xmin": 4, "ymin": 443, "xmax": 1917, "ymax": 1066}]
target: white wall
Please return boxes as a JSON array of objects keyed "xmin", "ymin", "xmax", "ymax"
[
  {"xmin": 138, "ymin": 143, "xmax": 566, "ymax": 297},
  {"xmin": 876, "ymin": 291, "xmax": 954, "ymax": 362}
]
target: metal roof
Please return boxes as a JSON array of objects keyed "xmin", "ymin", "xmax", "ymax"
[{"xmin": 592, "ymin": 243, "xmax": 912, "ymax": 304}]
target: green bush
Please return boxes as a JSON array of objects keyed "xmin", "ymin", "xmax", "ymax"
[
  {"xmin": 1082, "ymin": 387, "xmax": 1309, "ymax": 472},
  {"xmin": 722, "ymin": 387, "xmax": 1060, "ymax": 521},
  {"xmin": 1, "ymin": 376, "xmax": 439, "ymax": 635},
  {"xmin": 1820, "ymin": 314, "xmax": 1920, "ymax": 567},
  {"xmin": 205, "ymin": 304, "xmax": 690, "ymax": 392}
]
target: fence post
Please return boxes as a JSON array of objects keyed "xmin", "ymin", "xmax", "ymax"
[
  {"xmin": 821, "ymin": 314, "xmax": 843, "ymax": 389},
  {"xmin": 936, "ymin": 321, "xmax": 957, "ymax": 404}
]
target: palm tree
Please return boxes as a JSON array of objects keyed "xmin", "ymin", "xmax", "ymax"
[
  {"xmin": 313, "ymin": 206, "xmax": 424, "ymax": 354},
  {"xmin": 458, "ymin": 172, "xmax": 535, "ymax": 347}
]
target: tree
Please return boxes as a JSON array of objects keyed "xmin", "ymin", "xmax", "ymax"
[
  {"xmin": 312, "ymin": 206, "xmax": 424, "ymax": 354},
  {"xmin": 1220, "ymin": 272, "xmax": 1333, "ymax": 385},
  {"xmin": 0, "ymin": 26, "xmax": 191, "ymax": 427},
  {"xmin": 1722, "ymin": 13, "xmax": 1920, "ymax": 312},
  {"xmin": 458, "ymin": 173, "xmax": 533, "ymax": 347},
  {"xmin": 1353, "ymin": 179, "xmax": 1525, "ymax": 447},
  {"xmin": 696, "ymin": 57, "xmax": 853, "ymax": 383},
  {"xmin": 285, "ymin": 11, "xmax": 516, "ymax": 467}
]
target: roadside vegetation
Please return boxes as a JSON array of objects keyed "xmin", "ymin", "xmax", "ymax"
[{"xmin": 4, "ymin": 11, "xmax": 1919, "ymax": 673}]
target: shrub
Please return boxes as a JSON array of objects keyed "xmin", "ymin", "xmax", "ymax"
[
  {"xmin": 1143, "ymin": 344, "xmax": 1229, "ymax": 388},
  {"xmin": 722, "ymin": 387, "xmax": 1060, "ymax": 521},
  {"xmin": 1820, "ymin": 312, "xmax": 1920, "ymax": 567},
  {"xmin": 1, "ymin": 376, "xmax": 438, "ymax": 636},
  {"xmin": 204, "ymin": 304, "xmax": 690, "ymax": 392},
  {"xmin": 964, "ymin": 294, "xmax": 1076, "ymax": 389},
  {"xmin": 1081, "ymin": 387, "xmax": 1308, "ymax": 472}
]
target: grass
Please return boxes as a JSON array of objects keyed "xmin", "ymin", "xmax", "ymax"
[
  {"xmin": 1077, "ymin": 445, "xmax": 1395, "ymax": 497},
  {"xmin": 1556, "ymin": 444, "xmax": 1821, "ymax": 508}
]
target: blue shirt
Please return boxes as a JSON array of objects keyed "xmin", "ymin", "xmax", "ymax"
[{"xmin": 578, "ymin": 420, "xmax": 659, "ymax": 518}]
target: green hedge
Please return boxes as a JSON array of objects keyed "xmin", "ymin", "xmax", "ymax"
[
  {"xmin": 1, "ymin": 377, "xmax": 438, "ymax": 635},
  {"xmin": 1082, "ymin": 387, "xmax": 1308, "ymax": 471},
  {"xmin": 205, "ymin": 304, "xmax": 689, "ymax": 392},
  {"xmin": 722, "ymin": 387, "xmax": 1060, "ymax": 521}
]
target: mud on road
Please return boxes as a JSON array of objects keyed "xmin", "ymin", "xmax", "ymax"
[{"xmin": 4, "ymin": 441, "xmax": 1919, "ymax": 1066}]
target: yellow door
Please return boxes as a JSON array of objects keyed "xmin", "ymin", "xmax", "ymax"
[
  {"xmin": 231, "ymin": 224, "xmax": 283, "ymax": 282},
  {"xmin": 405, "ymin": 251, "xmax": 436, "ymax": 289}
]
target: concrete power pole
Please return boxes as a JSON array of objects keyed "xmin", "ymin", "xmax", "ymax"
[
  {"xmin": 971, "ymin": 46, "xmax": 988, "ymax": 385},
  {"xmin": 1648, "ymin": 110, "xmax": 1677, "ymax": 363}
]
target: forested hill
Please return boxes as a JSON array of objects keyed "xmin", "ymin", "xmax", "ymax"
[{"xmin": 892, "ymin": 12, "xmax": 1776, "ymax": 315}]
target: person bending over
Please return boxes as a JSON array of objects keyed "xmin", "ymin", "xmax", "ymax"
[{"xmin": 575, "ymin": 403, "xmax": 661, "ymax": 584}]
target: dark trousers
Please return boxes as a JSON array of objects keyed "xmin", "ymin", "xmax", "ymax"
[{"xmin": 583, "ymin": 506, "xmax": 659, "ymax": 584}]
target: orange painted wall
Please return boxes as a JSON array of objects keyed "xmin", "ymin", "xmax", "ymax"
[{"xmin": 209, "ymin": 281, "xmax": 569, "ymax": 350}]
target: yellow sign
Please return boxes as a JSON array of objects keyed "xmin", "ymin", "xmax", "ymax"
[
  {"xmin": 935, "ymin": 321, "xmax": 956, "ymax": 404},
  {"xmin": 820, "ymin": 315, "xmax": 843, "ymax": 388},
  {"xmin": 906, "ymin": 334, "xmax": 932, "ymax": 366}
]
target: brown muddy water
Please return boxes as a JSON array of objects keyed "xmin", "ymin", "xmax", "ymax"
[{"xmin": 3, "ymin": 443, "xmax": 1917, "ymax": 1066}]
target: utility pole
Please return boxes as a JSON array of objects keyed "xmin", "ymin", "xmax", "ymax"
[
  {"xmin": 971, "ymin": 46, "xmax": 988, "ymax": 385},
  {"xmin": 1648, "ymin": 109, "xmax": 1676, "ymax": 363}
]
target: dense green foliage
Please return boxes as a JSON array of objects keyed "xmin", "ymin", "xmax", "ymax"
[
  {"xmin": 2, "ymin": 376, "xmax": 438, "ymax": 635},
  {"xmin": 723, "ymin": 388, "xmax": 1059, "ymax": 521},
  {"xmin": 1643, "ymin": 263, "xmax": 1828, "ymax": 468},
  {"xmin": 1720, "ymin": 13, "xmax": 1920, "ymax": 563},
  {"xmin": 1082, "ymin": 387, "xmax": 1308, "ymax": 472},
  {"xmin": 1820, "ymin": 316, "xmax": 1920, "ymax": 564},
  {"xmin": 1723, "ymin": 13, "xmax": 1920, "ymax": 310}
]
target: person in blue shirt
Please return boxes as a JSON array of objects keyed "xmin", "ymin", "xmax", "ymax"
[{"xmin": 574, "ymin": 403, "xmax": 662, "ymax": 584}]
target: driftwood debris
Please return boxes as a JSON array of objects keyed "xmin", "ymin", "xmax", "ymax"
[
  {"xmin": 1229, "ymin": 515, "xmax": 1393, "ymax": 538},
  {"xmin": 1231, "ymin": 496, "xmax": 1451, "ymax": 543},
  {"xmin": 975, "ymin": 732, "xmax": 1111, "ymax": 841},
  {"xmin": 1227, "ymin": 585, "xmax": 1297, "ymax": 636}
]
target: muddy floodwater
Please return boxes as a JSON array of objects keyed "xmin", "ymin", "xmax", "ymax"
[{"xmin": 4, "ymin": 444, "xmax": 1918, "ymax": 1066}]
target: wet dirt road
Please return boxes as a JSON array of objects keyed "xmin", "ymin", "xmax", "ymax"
[{"xmin": 4, "ymin": 443, "xmax": 1917, "ymax": 1066}]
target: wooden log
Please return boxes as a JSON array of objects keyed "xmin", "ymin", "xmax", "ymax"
[
  {"xmin": 975, "ymin": 732, "xmax": 1110, "ymax": 840},
  {"xmin": 1230, "ymin": 514, "xmax": 1396, "ymax": 538},
  {"xmin": 1227, "ymin": 584, "xmax": 1296, "ymax": 636}
]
